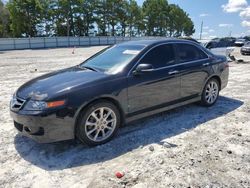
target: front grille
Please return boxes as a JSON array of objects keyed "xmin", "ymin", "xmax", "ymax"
[
  {"xmin": 14, "ymin": 121, "xmax": 23, "ymax": 132},
  {"xmin": 243, "ymin": 49, "xmax": 250, "ymax": 52},
  {"xmin": 10, "ymin": 97, "xmax": 26, "ymax": 111}
]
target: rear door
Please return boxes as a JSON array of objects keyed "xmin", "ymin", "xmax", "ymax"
[
  {"xmin": 127, "ymin": 44, "xmax": 181, "ymax": 114},
  {"xmin": 176, "ymin": 43, "xmax": 211, "ymax": 98}
]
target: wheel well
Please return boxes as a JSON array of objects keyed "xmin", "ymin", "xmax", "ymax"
[
  {"xmin": 74, "ymin": 97, "xmax": 125, "ymax": 135},
  {"xmin": 210, "ymin": 76, "xmax": 221, "ymax": 90}
]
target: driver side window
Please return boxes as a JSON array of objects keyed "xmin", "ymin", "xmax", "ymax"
[{"xmin": 140, "ymin": 44, "xmax": 176, "ymax": 69}]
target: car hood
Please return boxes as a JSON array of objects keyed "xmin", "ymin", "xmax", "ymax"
[{"xmin": 16, "ymin": 66, "xmax": 108, "ymax": 100}]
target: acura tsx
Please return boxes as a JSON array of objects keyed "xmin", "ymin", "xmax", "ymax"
[{"xmin": 10, "ymin": 39, "xmax": 229, "ymax": 146}]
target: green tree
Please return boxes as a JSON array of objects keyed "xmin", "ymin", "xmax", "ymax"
[
  {"xmin": 106, "ymin": 0, "xmax": 122, "ymax": 36},
  {"xmin": 35, "ymin": 0, "xmax": 55, "ymax": 36},
  {"xmin": 7, "ymin": 0, "xmax": 43, "ymax": 37},
  {"xmin": 168, "ymin": 4, "xmax": 195, "ymax": 37},
  {"xmin": 127, "ymin": 0, "xmax": 143, "ymax": 36},
  {"xmin": 116, "ymin": 0, "xmax": 129, "ymax": 36},
  {"xmin": 3, "ymin": 0, "xmax": 195, "ymax": 38},
  {"xmin": 183, "ymin": 16, "xmax": 195, "ymax": 36},
  {"xmin": 0, "ymin": 0, "xmax": 10, "ymax": 37},
  {"xmin": 54, "ymin": 0, "xmax": 78, "ymax": 36},
  {"xmin": 96, "ymin": 0, "xmax": 129, "ymax": 36},
  {"xmin": 74, "ymin": 0, "xmax": 96, "ymax": 36},
  {"xmin": 95, "ymin": 0, "xmax": 109, "ymax": 36},
  {"xmin": 142, "ymin": 0, "xmax": 169, "ymax": 36}
]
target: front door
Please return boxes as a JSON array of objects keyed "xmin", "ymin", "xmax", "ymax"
[{"xmin": 127, "ymin": 44, "xmax": 181, "ymax": 114}]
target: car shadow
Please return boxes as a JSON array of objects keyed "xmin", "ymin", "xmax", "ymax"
[{"xmin": 14, "ymin": 96, "xmax": 243, "ymax": 171}]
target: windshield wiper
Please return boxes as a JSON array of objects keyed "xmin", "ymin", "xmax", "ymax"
[{"xmin": 77, "ymin": 65, "xmax": 98, "ymax": 72}]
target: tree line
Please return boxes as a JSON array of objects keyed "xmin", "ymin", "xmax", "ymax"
[{"xmin": 0, "ymin": 0, "xmax": 195, "ymax": 38}]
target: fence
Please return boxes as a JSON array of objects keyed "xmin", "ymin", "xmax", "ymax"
[{"xmin": 0, "ymin": 36, "xmax": 167, "ymax": 51}]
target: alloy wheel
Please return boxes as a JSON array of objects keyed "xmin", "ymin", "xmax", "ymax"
[
  {"xmin": 205, "ymin": 81, "xmax": 219, "ymax": 104},
  {"xmin": 84, "ymin": 107, "xmax": 117, "ymax": 142}
]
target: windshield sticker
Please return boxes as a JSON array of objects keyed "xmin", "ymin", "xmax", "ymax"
[{"xmin": 123, "ymin": 50, "xmax": 140, "ymax": 55}]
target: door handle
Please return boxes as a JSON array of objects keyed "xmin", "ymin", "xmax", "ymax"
[
  {"xmin": 168, "ymin": 70, "xmax": 179, "ymax": 75},
  {"xmin": 203, "ymin": 63, "xmax": 210, "ymax": 66}
]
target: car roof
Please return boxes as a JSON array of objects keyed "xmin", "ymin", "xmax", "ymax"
[{"xmin": 117, "ymin": 38, "xmax": 197, "ymax": 47}]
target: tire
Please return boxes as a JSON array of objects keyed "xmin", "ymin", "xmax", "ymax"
[
  {"xmin": 76, "ymin": 100, "xmax": 121, "ymax": 146},
  {"xmin": 201, "ymin": 78, "xmax": 220, "ymax": 107}
]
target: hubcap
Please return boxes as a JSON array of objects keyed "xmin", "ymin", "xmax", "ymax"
[
  {"xmin": 85, "ymin": 107, "xmax": 117, "ymax": 142},
  {"xmin": 205, "ymin": 81, "xmax": 219, "ymax": 104}
]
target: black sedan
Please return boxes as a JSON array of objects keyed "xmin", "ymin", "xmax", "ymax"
[
  {"xmin": 10, "ymin": 39, "xmax": 229, "ymax": 146},
  {"xmin": 241, "ymin": 42, "xmax": 250, "ymax": 55},
  {"xmin": 235, "ymin": 38, "xmax": 247, "ymax": 47}
]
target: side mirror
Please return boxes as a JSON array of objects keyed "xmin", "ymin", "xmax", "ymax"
[{"xmin": 133, "ymin": 64, "xmax": 154, "ymax": 75}]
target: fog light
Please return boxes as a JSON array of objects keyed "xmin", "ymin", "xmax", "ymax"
[{"xmin": 24, "ymin": 126, "xmax": 31, "ymax": 132}]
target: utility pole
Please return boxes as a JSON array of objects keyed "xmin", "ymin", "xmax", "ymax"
[{"xmin": 200, "ymin": 21, "xmax": 203, "ymax": 40}]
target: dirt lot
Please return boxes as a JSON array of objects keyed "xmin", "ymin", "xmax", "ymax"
[{"xmin": 0, "ymin": 46, "xmax": 250, "ymax": 188}]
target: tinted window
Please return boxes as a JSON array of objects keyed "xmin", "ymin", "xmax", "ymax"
[
  {"xmin": 140, "ymin": 44, "xmax": 175, "ymax": 68},
  {"xmin": 177, "ymin": 44, "xmax": 208, "ymax": 63}
]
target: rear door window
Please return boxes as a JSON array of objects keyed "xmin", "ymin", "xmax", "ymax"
[
  {"xmin": 140, "ymin": 44, "xmax": 176, "ymax": 68},
  {"xmin": 176, "ymin": 43, "xmax": 208, "ymax": 63}
]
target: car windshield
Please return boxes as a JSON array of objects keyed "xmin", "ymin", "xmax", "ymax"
[{"xmin": 81, "ymin": 44, "xmax": 145, "ymax": 74}]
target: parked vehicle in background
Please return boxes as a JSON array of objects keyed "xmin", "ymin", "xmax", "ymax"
[
  {"xmin": 241, "ymin": 42, "xmax": 250, "ymax": 55},
  {"xmin": 10, "ymin": 39, "xmax": 229, "ymax": 146},
  {"xmin": 205, "ymin": 37, "xmax": 235, "ymax": 50},
  {"xmin": 204, "ymin": 38, "xmax": 235, "ymax": 60},
  {"xmin": 235, "ymin": 38, "xmax": 247, "ymax": 47}
]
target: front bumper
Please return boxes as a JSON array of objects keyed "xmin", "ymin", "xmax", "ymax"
[
  {"xmin": 241, "ymin": 49, "xmax": 250, "ymax": 55},
  {"xmin": 10, "ymin": 110, "xmax": 75, "ymax": 143}
]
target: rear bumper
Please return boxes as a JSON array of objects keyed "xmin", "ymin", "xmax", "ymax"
[{"xmin": 10, "ymin": 110, "xmax": 75, "ymax": 143}]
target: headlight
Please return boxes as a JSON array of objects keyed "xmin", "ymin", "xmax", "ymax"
[
  {"xmin": 23, "ymin": 100, "xmax": 65, "ymax": 111},
  {"xmin": 23, "ymin": 100, "xmax": 48, "ymax": 111}
]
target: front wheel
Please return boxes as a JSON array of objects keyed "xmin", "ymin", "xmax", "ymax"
[
  {"xmin": 201, "ymin": 78, "xmax": 220, "ymax": 107},
  {"xmin": 76, "ymin": 101, "xmax": 121, "ymax": 146}
]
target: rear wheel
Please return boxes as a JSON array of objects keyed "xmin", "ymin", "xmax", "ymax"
[
  {"xmin": 76, "ymin": 101, "xmax": 120, "ymax": 146},
  {"xmin": 201, "ymin": 78, "xmax": 219, "ymax": 106}
]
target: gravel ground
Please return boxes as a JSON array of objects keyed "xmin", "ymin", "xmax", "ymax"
[{"xmin": 0, "ymin": 46, "xmax": 250, "ymax": 188}]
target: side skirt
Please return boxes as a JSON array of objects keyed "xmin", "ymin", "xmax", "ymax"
[{"xmin": 125, "ymin": 96, "xmax": 201, "ymax": 124}]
